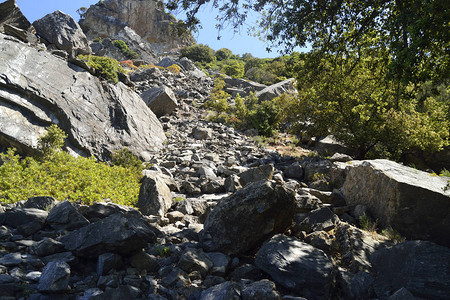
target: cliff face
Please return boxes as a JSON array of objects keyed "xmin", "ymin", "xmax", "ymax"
[{"xmin": 80, "ymin": 0, "xmax": 193, "ymax": 54}]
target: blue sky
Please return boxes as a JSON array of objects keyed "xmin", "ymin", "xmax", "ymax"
[{"xmin": 15, "ymin": 0, "xmax": 307, "ymax": 58}]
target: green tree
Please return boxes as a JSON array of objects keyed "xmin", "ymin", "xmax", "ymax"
[
  {"xmin": 179, "ymin": 44, "xmax": 216, "ymax": 64},
  {"xmin": 205, "ymin": 76, "xmax": 230, "ymax": 113},
  {"xmin": 221, "ymin": 59, "xmax": 245, "ymax": 78},
  {"xmin": 215, "ymin": 48, "xmax": 232, "ymax": 61}
]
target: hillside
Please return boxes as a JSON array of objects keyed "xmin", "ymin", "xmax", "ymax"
[{"xmin": 0, "ymin": 0, "xmax": 449, "ymax": 299}]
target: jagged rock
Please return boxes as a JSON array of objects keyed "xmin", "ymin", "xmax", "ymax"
[
  {"xmin": 47, "ymin": 200, "xmax": 90, "ymax": 231},
  {"xmin": 241, "ymin": 279, "xmax": 281, "ymax": 300},
  {"xmin": 293, "ymin": 191, "xmax": 322, "ymax": 213},
  {"xmin": 178, "ymin": 57, "xmax": 195, "ymax": 71},
  {"xmin": 343, "ymin": 159, "xmax": 450, "ymax": 247},
  {"xmin": 371, "ymin": 240, "xmax": 450, "ymax": 299},
  {"xmin": 205, "ymin": 252, "xmax": 230, "ymax": 277},
  {"xmin": 80, "ymin": 0, "xmax": 193, "ymax": 54},
  {"xmin": 200, "ymin": 180, "xmax": 296, "ymax": 255},
  {"xmin": 229, "ymin": 264, "xmax": 264, "ymax": 281},
  {"xmin": 199, "ymin": 281, "xmax": 240, "ymax": 300},
  {"xmin": 256, "ymin": 78, "xmax": 297, "ymax": 102},
  {"xmin": 30, "ymin": 238, "xmax": 65, "ymax": 257},
  {"xmin": 223, "ymin": 77, "xmax": 267, "ymax": 98},
  {"xmin": 0, "ymin": 0, "xmax": 33, "ymax": 32},
  {"xmin": 337, "ymin": 270, "xmax": 375, "ymax": 300},
  {"xmin": 97, "ymin": 253, "xmax": 124, "ymax": 275},
  {"xmin": 78, "ymin": 201, "xmax": 141, "ymax": 222},
  {"xmin": 130, "ymin": 251, "xmax": 158, "ymax": 272},
  {"xmin": 38, "ymin": 261, "xmax": 70, "ymax": 292},
  {"xmin": 32, "ymin": 10, "xmax": 91, "ymax": 57},
  {"xmin": 178, "ymin": 248, "xmax": 213, "ymax": 278},
  {"xmin": 304, "ymin": 231, "xmax": 333, "ymax": 253},
  {"xmin": 388, "ymin": 287, "xmax": 418, "ymax": 300},
  {"xmin": 0, "ymin": 207, "xmax": 47, "ymax": 236},
  {"xmin": 18, "ymin": 196, "xmax": 57, "ymax": 210},
  {"xmin": 294, "ymin": 207, "xmax": 340, "ymax": 234},
  {"xmin": 0, "ymin": 253, "xmax": 22, "ymax": 266},
  {"xmin": 140, "ymin": 86, "xmax": 178, "ymax": 117},
  {"xmin": 59, "ymin": 213, "xmax": 157, "ymax": 257},
  {"xmin": 255, "ymin": 234, "xmax": 334, "ymax": 299},
  {"xmin": 0, "ymin": 33, "xmax": 166, "ymax": 160},
  {"xmin": 130, "ymin": 66, "xmax": 163, "ymax": 82},
  {"xmin": 283, "ymin": 162, "xmax": 304, "ymax": 180},
  {"xmin": 224, "ymin": 174, "xmax": 241, "ymax": 193},
  {"xmin": 315, "ymin": 135, "xmax": 353, "ymax": 157},
  {"xmin": 238, "ymin": 164, "xmax": 274, "ymax": 186},
  {"xmin": 157, "ymin": 57, "xmax": 180, "ymax": 68},
  {"xmin": 192, "ymin": 127, "xmax": 213, "ymax": 140},
  {"xmin": 138, "ymin": 173, "xmax": 172, "ymax": 217}
]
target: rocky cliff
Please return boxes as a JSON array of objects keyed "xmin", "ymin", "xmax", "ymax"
[{"xmin": 80, "ymin": 0, "xmax": 193, "ymax": 54}]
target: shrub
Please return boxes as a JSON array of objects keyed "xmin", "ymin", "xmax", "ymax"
[
  {"xmin": 221, "ymin": 59, "xmax": 245, "ymax": 78},
  {"xmin": 113, "ymin": 40, "xmax": 139, "ymax": 59},
  {"xmin": 179, "ymin": 44, "xmax": 215, "ymax": 64},
  {"xmin": 166, "ymin": 64, "xmax": 181, "ymax": 75},
  {"xmin": 78, "ymin": 55, "xmax": 125, "ymax": 83},
  {"xmin": 38, "ymin": 124, "xmax": 67, "ymax": 158},
  {"xmin": 111, "ymin": 148, "xmax": 143, "ymax": 170},
  {"xmin": 205, "ymin": 76, "xmax": 230, "ymax": 113},
  {"xmin": 215, "ymin": 48, "xmax": 232, "ymax": 61}
]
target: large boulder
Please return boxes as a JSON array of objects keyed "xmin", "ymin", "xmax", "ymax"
[
  {"xmin": 37, "ymin": 261, "xmax": 71, "ymax": 293},
  {"xmin": 256, "ymin": 78, "xmax": 297, "ymax": 102},
  {"xmin": 59, "ymin": 213, "xmax": 157, "ymax": 257},
  {"xmin": 0, "ymin": 207, "xmax": 47, "ymax": 236},
  {"xmin": 0, "ymin": 33, "xmax": 165, "ymax": 160},
  {"xmin": 342, "ymin": 159, "xmax": 450, "ymax": 247},
  {"xmin": 80, "ymin": 0, "xmax": 193, "ymax": 54},
  {"xmin": 371, "ymin": 241, "xmax": 450, "ymax": 299},
  {"xmin": 255, "ymin": 234, "xmax": 334, "ymax": 299},
  {"xmin": 137, "ymin": 173, "xmax": 173, "ymax": 217},
  {"xmin": 0, "ymin": 0, "xmax": 33, "ymax": 32},
  {"xmin": 140, "ymin": 86, "xmax": 178, "ymax": 117},
  {"xmin": 32, "ymin": 10, "xmax": 91, "ymax": 57},
  {"xmin": 200, "ymin": 180, "xmax": 296, "ymax": 255}
]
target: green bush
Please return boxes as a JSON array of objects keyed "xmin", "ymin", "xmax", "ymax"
[
  {"xmin": 78, "ymin": 55, "xmax": 125, "ymax": 83},
  {"xmin": 0, "ymin": 127, "xmax": 142, "ymax": 206},
  {"xmin": 205, "ymin": 76, "xmax": 230, "ymax": 113},
  {"xmin": 113, "ymin": 40, "xmax": 139, "ymax": 59},
  {"xmin": 111, "ymin": 148, "xmax": 143, "ymax": 170},
  {"xmin": 179, "ymin": 44, "xmax": 215, "ymax": 64},
  {"xmin": 221, "ymin": 59, "xmax": 245, "ymax": 78},
  {"xmin": 215, "ymin": 48, "xmax": 232, "ymax": 61},
  {"xmin": 38, "ymin": 124, "xmax": 67, "ymax": 158}
]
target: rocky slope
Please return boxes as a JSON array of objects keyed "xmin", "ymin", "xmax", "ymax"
[{"xmin": 0, "ymin": 2, "xmax": 449, "ymax": 300}]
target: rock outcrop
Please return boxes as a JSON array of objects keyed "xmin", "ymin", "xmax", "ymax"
[
  {"xmin": 80, "ymin": 0, "xmax": 193, "ymax": 54},
  {"xmin": 0, "ymin": 33, "xmax": 165, "ymax": 160},
  {"xmin": 0, "ymin": 0, "xmax": 33, "ymax": 32},
  {"xmin": 343, "ymin": 159, "xmax": 450, "ymax": 247}
]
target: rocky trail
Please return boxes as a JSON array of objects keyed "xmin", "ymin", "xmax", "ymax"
[{"xmin": 0, "ymin": 0, "xmax": 449, "ymax": 299}]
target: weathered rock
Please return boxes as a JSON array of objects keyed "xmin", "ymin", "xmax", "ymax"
[
  {"xmin": 387, "ymin": 287, "xmax": 418, "ymax": 300},
  {"xmin": 256, "ymin": 78, "xmax": 297, "ymax": 102},
  {"xmin": 79, "ymin": 201, "xmax": 141, "ymax": 222},
  {"xmin": 97, "ymin": 253, "xmax": 124, "ymax": 276},
  {"xmin": 223, "ymin": 77, "xmax": 267, "ymax": 97},
  {"xmin": 47, "ymin": 200, "xmax": 90, "ymax": 231},
  {"xmin": 178, "ymin": 248, "xmax": 213, "ymax": 278},
  {"xmin": 338, "ymin": 270, "xmax": 375, "ymax": 300},
  {"xmin": 0, "ymin": 253, "xmax": 22, "ymax": 266},
  {"xmin": 192, "ymin": 127, "xmax": 213, "ymax": 140},
  {"xmin": 205, "ymin": 252, "xmax": 230, "ymax": 277},
  {"xmin": 199, "ymin": 281, "xmax": 240, "ymax": 300},
  {"xmin": 30, "ymin": 238, "xmax": 65, "ymax": 257},
  {"xmin": 255, "ymin": 234, "xmax": 334, "ymax": 299},
  {"xmin": 295, "ymin": 207, "xmax": 340, "ymax": 234},
  {"xmin": 138, "ymin": 173, "xmax": 172, "ymax": 217},
  {"xmin": 371, "ymin": 240, "xmax": 450, "ymax": 299},
  {"xmin": 38, "ymin": 261, "xmax": 70, "ymax": 292},
  {"xmin": 315, "ymin": 135, "xmax": 353, "ymax": 157},
  {"xmin": 0, "ymin": 207, "xmax": 47, "ymax": 236},
  {"xmin": 0, "ymin": 33, "xmax": 166, "ymax": 160},
  {"xmin": 32, "ymin": 10, "xmax": 91, "ymax": 57},
  {"xmin": 241, "ymin": 279, "xmax": 281, "ymax": 300},
  {"xmin": 59, "ymin": 213, "xmax": 157, "ymax": 257},
  {"xmin": 80, "ymin": 0, "xmax": 193, "ymax": 54},
  {"xmin": 0, "ymin": 0, "xmax": 33, "ymax": 32},
  {"xmin": 140, "ymin": 86, "xmax": 178, "ymax": 117},
  {"xmin": 343, "ymin": 159, "xmax": 450, "ymax": 247},
  {"xmin": 239, "ymin": 164, "xmax": 274, "ymax": 186},
  {"xmin": 200, "ymin": 180, "xmax": 296, "ymax": 255},
  {"xmin": 130, "ymin": 251, "xmax": 158, "ymax": 272},
  {"xmin": 19, "ymin": 196, "xmax": 57, "ymax": 211},
  {"xmin": 283, "ymin": 162, "xmax": 304, "ymax": 180}
]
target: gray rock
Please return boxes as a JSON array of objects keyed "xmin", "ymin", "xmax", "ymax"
[
  {"xmin": 371, "ymin": 240, "xmax": 450, "ymax": 299},
  {"xmin": 138, "ymin": 174, "xmax": 172, "ymax": 217},
  {"xmin": 0, "ymin": 253, "xmax": 22, "ymax": 266},
  {"xmin": 38, "ymin": 261, "xmax": 70, "ymax": 292},
  {"xmin": 161, "ymin": 267, "xmax": 190, "ymax": 288},
  {"xmin": 239, "ymin": 164, "xmax": 274, "ymax": 186},
  {"xmin": 141, "ymin": 86, "xmax": 178, "ymax": 117},
  {"xmin": 79, "ymin": 201, "xmax": 141, "ymax": 222},
  {"xmin": 304, "ymin": 231, "xmax": 333, "ymax": 253},
  {"xmin": 205, "ymin": 252, "xmax": 230, "ymax": 277},
  {"xmin": 59, "ymin": 213, "xmax": 157, "ymax": 257},
  {"xmin": 167, "ymin": 211, "xmax": 184, "ymax": 223},
  {"xmin": 283, "ymin": 162, "xmax": 304, "ymax": 180},
  {"xmin": 92, "ymin": 285, "xmax": 142, "ymax": 300},
  {"xmin": 30, "ymin": 238, "xmax": 65, "ymax": 257},
  {"xmin": 0, "ymin": 33, "xmax": 165, "ymax": 160},
  {"xmin": 0, "ymin": 0, "xmax": 33, "ymax": 33},
  {"xmin": 338, "ymin": 270, "xmax": 374, "ymax": 300},
  {"xmin": 33, "ymin": 10, "xmax": 91, "ymax": 57},
  {"xmin": 47, "ymin": 200, "xmax": 90, "ymax": 231},
  {"xmin": 178, "ymin": 57, "xmax": 196, "ymax": 71},
  {"xmin": 241, "ymin": 279, "xmax": 281, "ymax": 300},
  {"xmin": 229, "ymin": 264, "xmax": 264, "ymax": 281},
  {"xmin": 224, "ymin": 174, "xmax": 241, "ymax": 193},
  {"xmin": 0, "ymin": 207, "xmax": 47, "ymax": 236},
  {"xmin": 157, "ymin": 57, "xmax": 180, "ymax": 68},
  {"xmin": 20, "ymin": 196, "xmax": 57, "ymax": 211},
  {"xmin": 343, "ymin": 159, "xmax": 450, "ymax": 247},
  {"xmin": 97, "ymin": 253, "xmax": 123, "ymax": 276},
  {"xmin": 199, "ymin": 281, "xmax": 240, "ymax": 300},
  {"xmin": 293, "ymin": 191, "xmax": 322, "ymax": 213},
  {"xmin": 192, "ymin": 127, "xmax": 213, "ymax": 140},
  {"xmin": 387, "ymin": 287, "xmax": 418, "ymax": 300},
  {"xmin": 295, "ymin": 207, "xmax": 340, "ymax": 234},
  {"xmin": 200, "ymin": 180, "xmax": 296, "ymax": 255},
  {"xmin": 315, "ymin": 135, "xmax": 353, "ymax": 157},
  {"xmin": 178, "ymin": 248, "xmax": 213, "ymax": 278},
  {"xmin": 255, "ymin": 234, "xmax": 334, "ymax": 299},
  {"xmin": 130, "ymin": 251, "xmax": 158, "ymax": 272},
  {"xmin": 198, "ymin": 166, "xmax": 217, "ymax": 180},
  {"xmin": 256, "ymin": 78, "xmax": 297, "ymax": 102}
]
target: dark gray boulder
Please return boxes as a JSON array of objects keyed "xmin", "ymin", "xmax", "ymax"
[
  {"xmin": 0, "ymin": 33, "xmax": 166, "ymax": 160},
  {"xmin": 30, "ymin": 238, "xmax": 65, "ymax": 257},
  {"xmin": 32, "ymin": 10, "xmax": 91, "ymax": 57},
  {"xmin": 199, "ymin": 281, "xmax": 240, "ymax": 300},
  {"xmin": 241, "ymin": 279, "xmax": 281, "ymax": 300},
  {"xmin": 343, "ymin": 159, "xmax": 450, "ymax": 247},
  {"xmin": 47, "ymin": 200, "xmax": 90, "ymax": 231},
  {"xmin": 0, "ymin": 0, "xmax": 33, "ymax": 32},
  {"xmin": 140, "ymin": 86, "xmax": 179, "ymax": 117},
  {"xmin": 178, "ymin": 248, "xmax": 213, "ymax": 278},
  {"xmin": 37, "ymin": 261, "xmax": 70, "ymax": 293},
  {"xmin": 255, "ymin": 234, "xmax": 334, "ymax": 299},
  {"xmin": 59, "ymin": 213, "xmax": 157, "ymax": 257},
  {"xmin": 78, "ymin": 201, "xmax": 141, "ymax": 222},
  {"xmin": 238, "ymin": 164, "xmax": 274, "ymax": 186},
  {"xmin": 200, "ymin": 180, "xmax": 296, "ymax": 255},
  {"xmin": 371, "ymin": 240, "xmax": 450, "ymax": 299},
  {"xmin": 19, "ymin": 196, "xmax": 57, "ymax": 211},
  {"xmin": 0, "ymin": 207, "xmax": 47, "ymax": 236},
  {"xmin": 294, "ymin": 207, "xmax": 340, "ymax": 234},
  {"xmin": 137, "ymin": 173, "xmax": 173, "ymax": 217}
]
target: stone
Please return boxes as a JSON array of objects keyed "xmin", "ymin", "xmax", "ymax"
[
  {"xmin": 388, "ymin": 287, "xmax": 417, "ymax": 300},
  {"xmin": 140, "ymin": 86, "xmax": 178, "ymax": 117},
  {"xmin": 32, "ymin": 10, "xmax": 91, "ymax": 57},
  {"xmin": 0, "ymin": 0, "xmax": 33, "ymax": 32},
  {"xmin": 161, "ymin": 267, "xmax": 190, "ymax": 288},
  {"xmin": 315, "ymin": 135, "xmax": 352, "ymax": 157},
  {"xmin": 256, "ymin": 78, "xmax": 297, "ymax": 102},
  {"xmin": 283, "ymin": 162, "xmax": 304, "ymax": 180},
  {"xmin": 304, "ymin": 231, "xmax": 333, "ymax": 253},
  {"xmin": 199, "ymin": 281, "xmax": 240, "ymax": 300},
  {"xmin": 0, "ymin": 207, "xmax": 47, "ymax": 236},
  {"xmin": 47, "ymin": 200, "xmax": 90, "ymax": 231},
  {"xmin": 138, "ymin": 174, "xmax": 172, "ymax": 217},
  {"xmin": 130, "ymin": 251, "xmax": 158, "ymax": 272},
  {"xmin": 0, "ymin": 33, "xmax": 166, "ymax": 160},
  {"xmin": 178, "ymin": 248, "xmax": 213, "ymax": 278},
  {"xmin": 192, "ymin": 127, "xmax": 213, "ymax": 140},
  {"xmin": 239, "ymin": 164, "xmax": 274, "ymax": 186},
  {"xmin": 167, "ymin": 211, "xmax": 184, "ymax": 223},
  {"xmin": 295, "ymin": 207, "xmax": 340, "ymax": 234},
  {"xmin": 198, "ymin": 166, "xmax": 217, "ymax": 180},
  {"xmin": 79, "ymin": 202, "xmax": 141, "ymax": 222},
  {"xmin": 97, "ymin": 253, "xmax": 124, "ymax": 276},
  {"xmin": 19, "ymin": 196, "xmax": 57, "ymax": 211},
  {"xmin": 59, "ymin": 213, "xmax": 157, "ymax": 257},
  {"xmin": 371, "ymin": 240, "xmax": 450, "ymax": 299},
  {"xmin": 205, "ymin": 252, "xmax": 230, "ymax": 277},
  {"xmin": 30, "ymin": 238, "xmax": 65, "ymax": 257},
  {"xmin": 224, "ymin": 174, "xmax": 241, "ymax": 193},
  {"xmin": 38, "ymin": 261, "xmax": 70, "ymax": 292},
  {"xmin": 255, "ymin": 234, "xmax": 334, "ymax": 299},
  {"xmin": 80, "ymin": 0, "xmax": 193, "ymax": 54},
  {"xmin": 338, "ymin": 270, "xmax": 374, "ymax": 300},
  {"xmin": 241, "ymin": 279, "xmax": 281, "ymax": 300},
  {"xmin": 343, "ymin": 159, "xmax": 450, "ymax": 247},
  {"xmin": 0, "ymin": 253, "xmax": 22, "ymax": 266},
  {"xmin": 200, "ymin": 180, "xmax": 296, "ymax": 255},
  {"xmin": 229, "ymin": 264, "xmax": 264, "ymax": 281},
  {"xmin": 293, "ymin": 191, "xmax": 322, "ymax": 213}
]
